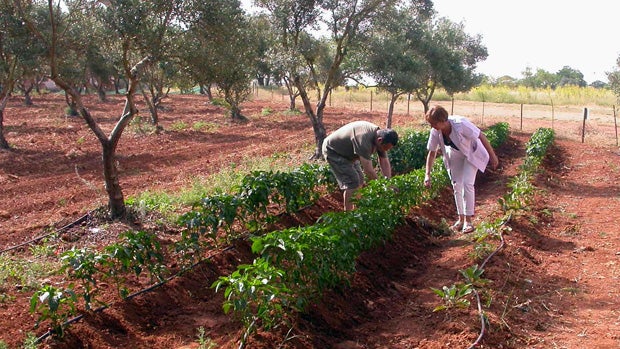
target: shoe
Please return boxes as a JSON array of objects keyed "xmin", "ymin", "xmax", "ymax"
[
  {"xmin": 450, "ymin": 221, "xmax": 463, "ymax": 232},
  {"xmin": 462, "ymin": 223, "xmax": 475, "ymax": 233}
]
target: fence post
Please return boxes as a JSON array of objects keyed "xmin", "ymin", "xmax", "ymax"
[
  {"xmin": 520, "ymin": 104, "xmax": 523, "ymax": 131},
  {"xmin": 370, "ymin": 90, "xmax": 373, "ymax": 112},
  {"xmin": 551, "ymin": 100, "xmax": 555, "ymax": 130},
  {"xmin": 614, "ymin": 105, "xmax": 618, "ymax": 146},
  {"xmin": 407, "ymin": 93, "xmax": 410, "ymax": 116},
  {"xmin": 581, "ymin": 107, "xmax": 588, "ymax": 143}
]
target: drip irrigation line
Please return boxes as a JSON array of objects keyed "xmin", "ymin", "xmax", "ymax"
[
  {"xmin": 0, "ymin": 212, "xmax": 90, "ymax": 254},
  {"xmin": 467, "ymin": 213, "xmax": 510, "ymax": 349},
  {"xmin": 35, "ymin": 245, "xmax": 235, "ymax": 344},
  {"xmin": 480, "ymin": 214, "xmax": 509, "ymax": 270},
  {"xmin": 30, "ymin": 199, "xmax": 319, "ymax": 344},
  {"xmin": 467, "ymin": 289, "xmax": 485, "ymax": 349}
]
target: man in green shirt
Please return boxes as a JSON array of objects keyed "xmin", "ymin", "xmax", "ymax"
[{"xmin": 322, "ymin": 121, "xmax": 399, "ymax": 211}]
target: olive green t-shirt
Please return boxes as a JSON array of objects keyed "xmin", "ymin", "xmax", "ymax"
[{"xmin": 324, "ymin": 121, "xmax": 379, "ymax": 161}]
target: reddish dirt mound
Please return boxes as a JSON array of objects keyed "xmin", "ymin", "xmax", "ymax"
[{"xmin": 1, "ymin": 94, "xmax": 619, "ymax": 348}]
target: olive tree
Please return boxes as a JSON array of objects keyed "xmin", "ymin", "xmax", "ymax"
[
  {"xmin": 135, "ymin": 1, "xmax": 184, "ymax": 128},
  {"xmin": 358, "ymin": 3, "xmax": 432, "ymax": 127},
  {"xmin": 0, "ymin": 0, "xmax": 43, "ymax": 149},
  {"xmin": 14, "ymin": 0, "xmax": 173, "ymax": 219},
  {"xmin": 255, "ymin": 0, "xmax": 400, "ymax": 159},
  {"xmin": 408, "ymin": 16, "xmax": 487, "ymax": 112},
  {"xmin": 181, "ymin": 0, "xmax": 257, "ymax": 121},
  {"xmin": 608, "ymin": 56, "xmax": 620, "ymax": 103}
]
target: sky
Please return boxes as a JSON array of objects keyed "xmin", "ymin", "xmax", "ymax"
[
  {"xmin": 431, "ymin": 0, "xmax": 620, "ymax": 83},
  {"xmin": 241, "ymin": 0, "xmax": 620, "ymax": 84}
]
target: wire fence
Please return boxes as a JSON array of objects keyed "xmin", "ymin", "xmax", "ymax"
[{"xmin": 251, "ymin": 86, "xmax": 619, "ymax": 147}]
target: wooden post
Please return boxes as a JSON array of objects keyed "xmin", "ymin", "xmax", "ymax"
[
  {"xmin": 451, "ymin": 97, "xmax": 454, "ymax": 115},
  {"xmin": 520, "ymin": 103, "xmax": 523, "ymax": 131},
  {"xmin": 370, "ymin": 90, "xmax": 373, "ymax": 112},
  {"xmin": 551, "ymin": 101, "xmax": 555, "ymax": 130},
  {"xmin": 614, "ymin": 105, "xmax": 618, "ymax": 146},
  {"xmin": 581, "ymin": 107, "xmax": 588, "ymax": 143},
  {"xmin": 407, "ymin": 93, "xmax": 410, "ymax": 116}
]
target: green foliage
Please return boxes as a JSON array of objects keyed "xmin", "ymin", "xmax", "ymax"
[
  {"xmin": 22, "ymin": 333, "xmax": 39, "ymax": 349},
  {"xmin": 196, "ymin": 326, "xmax": 217, "ymax": 349},
  {"xmin": 260, "ymin": 107, "xmax": 273, "ymax": 116},
  {"xmin": 30, "ymin": 284, "xmax": 78, "ymax": 338},
  {"xmin": 525, "ymin": 127, "xmax": 555, "ymax": 159},
  {"xmin": 499, "ymin": 172, "xmax": 534, "ymax": 212},
  {"xmin": 431, "ymin": 284, "xmax": 473, "ymax": 311},
  {"xmin": 484, "ymin": 122, "xmax": 510, "ymax": 148},
  {"xmin": 456, "ymin": 84, "xmax": 615, "ymax": 107},
  {"xmin": 432, "ymin": 266, "xmax": 488, "ymax": 312},
  {"xmin": 0, "ymin": 255, "xmax": 57, "ymax": 294},
  {"xmin": 103, "ymin": 231, "xmax": 166, "ymax": 298},
  {"xmin": 460, "ymin": 265, "xmax": 489, "ymax": 287},
  {"xmin": 213, "ymin": 258, "xmax": 294, "ymax": 331},
  {"xmin": 388, "ymin": 130, "xmax": 430, "ymax": 174},
  {"xmin": 499, "ymin": 127, "xmax": 554, "ymax": 213},
  {"xmin": 60, "ymin": 248, "xmax": 108, "ymax": 310},
  {"xmin": 129, "ymin": 115, "xmax": 159, "ymax": 134},
  {"xmin": 170, "ymin": 121, "xmax": 189, "ymax": 131},
  {"xmin": 210, "ymin": 98, "xmax": 229, "ymax": 107},
  {"xmin": 178, "ymin": 163, "xmax": 335, "ymax": 249},
  {"xmin": 192, "ymin": 121, "xmax": 218, "ymax": 132}
]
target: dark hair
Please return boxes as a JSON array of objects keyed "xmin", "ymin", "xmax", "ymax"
[
  {"xmin": 378, "ymin": 128, "xmax": 398, "ymax": 146},
  {"xmin": 426, "ymin": 105, "xmax": 449, "ymax": 123}
]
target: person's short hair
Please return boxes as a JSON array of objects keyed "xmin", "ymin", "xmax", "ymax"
[
  {"xmin": 378, "ymin": 128, "xmax": 398, "ymax": 146},
  {"xmin": 426, "ymin": 105, "xmax": 449, "ymax": 123}
]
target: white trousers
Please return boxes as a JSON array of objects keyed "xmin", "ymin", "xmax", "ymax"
[{"xmin": 445, "ymin": 147, "xmax": 478, "ymax": 216}]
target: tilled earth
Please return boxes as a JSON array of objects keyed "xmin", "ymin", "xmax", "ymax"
[{"xmin": 1, "ymin": 93, "xmax": 619, "ymax": 348}]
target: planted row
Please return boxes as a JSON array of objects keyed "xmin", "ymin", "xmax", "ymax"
[
  {"xmin": 433, "ymin": 127, "xmax": 555, "ymax": 347},
  {"xmin": 27, "ymin": 126, "xmax": 440, "ymax": 339},
  {"xmin": 28, "ymin": 123, "xmax": 509, "ymax": 341},
  {"xmin": 213, "ymin": 121, "xmax": 511, "ymax": 345},
  {"xmin": 30, "ymin": 230, "xmax": 167, "ymax": 337}
]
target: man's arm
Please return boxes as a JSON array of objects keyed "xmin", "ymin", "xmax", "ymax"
[
  {"xmin": 378, "ymin": 155, "xmax": 391, "ymax": 179},
  {"xmin": 479, "ymin": 133, "xmax": 499, "ymax": 169},
  {"xmin": 359, "ymin": 157, "xmax": 378, "ymax": 181}
]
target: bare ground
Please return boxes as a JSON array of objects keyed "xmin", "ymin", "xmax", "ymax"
[{"xmin": 1, "ymin": 93, "xmax": 619, "ymax": 348}]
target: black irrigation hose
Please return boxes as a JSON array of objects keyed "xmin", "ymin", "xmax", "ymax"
[
  {"xmin": 35, "ymin": 245, "xmax": 235, "ymax": 344},
  {"xmin": 467, "ymin": 214, "xmax": 510, "ymax": 349},
  {"xmin": 31, "ymin": 195, "xmax": 323, "ymax": 343},
  {"xmin": 0, "ymin": 212, "xmax": 90, "ymax": 254}
]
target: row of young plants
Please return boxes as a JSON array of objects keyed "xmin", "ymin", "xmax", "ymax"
[
  {"xmin": 213, "ymin": 122, "xmax": 510, "ymax": 347},
  {"xmin": 175, "ymin": 163, "xmax": 337, "ymax": 266},
  {"xmin": 27, "ymin": 125, "xmax": 464, "ymax": 341},
  {"xmin": 29, "ymin": 230, "xmax": 167, "ymax": 338},
  {"xmin": 27, "ymin": 166, "xmax": 336, "ymax": 340},
  {"xmin": 431, "ymin": 127, "xmax": 555, "ymax": 348}
]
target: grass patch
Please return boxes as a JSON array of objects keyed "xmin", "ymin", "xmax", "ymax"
[
  {"xmin": 0, "ymin": 255, "xmax": 60, "ymax": 297},
  {"xmin": 126, "ymin": 151, "xmax": 311, "ymax": 220}
]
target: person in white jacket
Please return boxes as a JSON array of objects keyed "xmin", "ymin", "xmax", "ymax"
[{"xmin": 423, "ymin": 105, "xmax": 499, "ymax": 233}]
